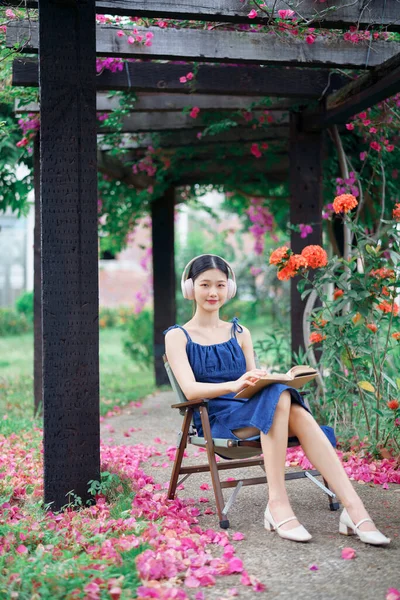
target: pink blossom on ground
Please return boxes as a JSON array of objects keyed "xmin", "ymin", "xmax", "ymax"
[
  {"xmin": 341, "ymin": 547, "xmax": 356, "ymax": 560},
  {"xmin": 387, "ymin": 589, "xmax": 400, "ymax": 600}
]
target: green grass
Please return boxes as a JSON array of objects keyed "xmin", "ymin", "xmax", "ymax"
[{"xmin": 0, "ymin": 328, "xmax": 156, "ymax": 430}]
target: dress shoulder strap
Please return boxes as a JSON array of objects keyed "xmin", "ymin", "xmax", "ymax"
[
  {"xmin": 231, "ymin": 316, "xmax": 244, "ymax": 339},
  {"xmin": 163, "ymin": 324, "xmax": 192, "ymax": 342}
]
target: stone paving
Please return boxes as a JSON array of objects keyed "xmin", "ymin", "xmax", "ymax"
[{"xmin": 100, "ymin": 390, "xmax": 400, "ymax": 600}]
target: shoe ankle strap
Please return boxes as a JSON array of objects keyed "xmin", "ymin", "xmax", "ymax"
[
  {"xmin": 276, "ymin": 516, "xmax": 297, "ymax": 529},
  {"xmin": 355, "ymin": 517, "xmax": 373, "ymax": 530}
]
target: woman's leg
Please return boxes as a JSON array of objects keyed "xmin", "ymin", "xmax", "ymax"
[
  {"xmin": 288, "ymin": 403, "xmax": 377, "ymax": 532},
  {"xmin": 233, "ymin": 391, "xmax": 309, "ymax": 531},
  {"xmin": 259, "ymin": 390, "xmax": 301, "ymax": 531}
]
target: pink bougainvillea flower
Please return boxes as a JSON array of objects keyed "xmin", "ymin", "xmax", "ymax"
[
  {"xmin": 232, "ymin": 532, "xmax": 245, "ymax": 541},
  {"xmin": 190, "ymin": 107, "xmax": 200, "ymax": 119},
  {"xmin": 299, "ymin": 223, "xmax": 313, "ymax": 238},
  {"xmin": 341, "ymin": 547, "xmax": 356, "ymax": 560},
  {"xmin": 200, "ymin": 483, "xmax": 209, "ymax": 490},
  {"xmin": 345, "ymin": 123, "xmax": 354, "ymax": 130},
  {"xmin": 250, "ymin": 143, "xmax": 262, "ymax": 158},
  {"xmin": 393, "ymin": 203, "xmax": 400, "ymax": 221},
  {"xmin": 306, "ymin": 34, "xmax": 316, "ymax": 44},
  {"xmin": 278, "ymin": 9, "xmax": 295, "ymax": 18},
  {"xmin": 117, "ymin": 30, "xmax": 125, "ymax": 37},
  {"xmin": 186, "ymin": 72, "xmax": 194, "ymax": 80},
  {"xmin": 370, "ymin": 141, "xmax": 381, "ymax": 151},
  {"xmin": 387, "ymin": 588, "xmax": 400, "ymax": 600},
  {"xmin": 6, "ymin": 8, "xmax": 16, "ymax": 18},
  {"xmin": 127, "ymin": 35, "xmax": 135, "ymax": 44},
  {"xmin": 248, "ymin": 9, "xmax": 258, "ymax": 18},
  {"xmin": 309, "ymin": 564, "xmax": 319, "ymax": 570}
]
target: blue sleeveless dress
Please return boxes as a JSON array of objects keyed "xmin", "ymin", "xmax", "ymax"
[{"xmin": 164, "ymin": 318, "xmax": 336, "ymax": 447}]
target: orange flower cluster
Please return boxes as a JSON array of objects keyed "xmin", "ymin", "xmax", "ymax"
[
  {"xmin": 300, "ymin": 245, "xmax": 328, "ymax": 269},
  {"xmin": 370, "ymin": 267, "xmax": 395, "ymax": 279},
  {"xmin": 313, "ymin": 318, "xmax": 328, "ymax": 329},
  {"xmin": 277, "ymin": 254, "xmax": 308, "ymax": 281},
  {"xmin": 333, "ymin": 288, "xmax": 344, "ymax": 300},
  {"xmin": 352, "ymin": 312, "xmax": 362, "ymax": 325},
  {"xmin": 270, "ymin": 244, "xmax": 327, "ymax": 281},
  {"xmin": 269, "ymin": 246, "xmax": 290, "ymax": 266},
  {"xmin": 377, "ymin": 301, "xmax": 399, "ymax": 315},
  {"xmin": 393, "ymin": 203, "xmax": 400, "ymax": 221},
  {"xmin": 333, "ymin": 194, "xmax": 358, "ymax": 214},
  {"xmin": 366, "ymin": 323, "xmax": 378, "ymax": 333},
  {"xmin": 309, "ymin": 332, "xmax": 326, "ymax": 344},
  {"xmin": 387, "ymin": 400, "xmax": 399, "ymax": 411},
  {"xmin": 392, "ymin": 332, "xmax": 400, "ymax": 341}
]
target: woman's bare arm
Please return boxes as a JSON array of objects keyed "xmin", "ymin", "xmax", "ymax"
[{"xmin": 239, "ymin": 326, "xmax": 257, "ymax": 370}]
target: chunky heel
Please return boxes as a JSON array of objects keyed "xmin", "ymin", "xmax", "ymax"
[
  {"xmin": 339, "ymin": 521, "xmax": 353, "ymax": 536},
  {"xmin": 264, "ymin": 517, "xmax": 274, "ymax": 532}
]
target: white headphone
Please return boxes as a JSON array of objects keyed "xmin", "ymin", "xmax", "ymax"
[{"xmin": 181, "ymin": 254, "xmax": 237, "ymax": 300}]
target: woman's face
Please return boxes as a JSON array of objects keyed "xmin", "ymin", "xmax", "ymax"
[{"xmin": 193, "ymin": 268, "xmax": 228, "ymax": 310}]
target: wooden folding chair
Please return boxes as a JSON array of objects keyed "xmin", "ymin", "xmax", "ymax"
[{"xmin": 164, "ymin": 355, "xmax": 339, "ymax": 529}]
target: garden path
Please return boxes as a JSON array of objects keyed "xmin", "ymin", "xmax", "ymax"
[{"xmin": 100, "ymin": 390, "xmax": 400, "ymax": 600}]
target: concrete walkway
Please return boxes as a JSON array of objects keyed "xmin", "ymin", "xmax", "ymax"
[{"xmin": 100, "ymin": 390, "xmax": 400, "ymax": 600}]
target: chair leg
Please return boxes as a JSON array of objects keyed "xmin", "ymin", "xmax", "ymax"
[
  {"xmin": 323, "ymin": 477, "xmax": 340, "ymax": 511},
  {"xmin": 168, "ymin": 409, "xmax": 192, "ymax": 500},
  {"xmin": 199, "ymin": 406, "xmax": 229, "ymax": 529}
]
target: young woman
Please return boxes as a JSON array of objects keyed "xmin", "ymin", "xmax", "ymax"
[{"xmin": 164, "ymin": 254, "xmax": 390, "ymax": 545}]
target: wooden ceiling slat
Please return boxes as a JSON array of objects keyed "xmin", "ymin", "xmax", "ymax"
[
  {"xmin": 13, "ymin": 58, "xmax": 347, "ymax": 98},
  {"xmin": 4, "ymin": 0, "xmax": 400, "ymax": 31},
  {"xmin": 8, "ymin": 22, "xmax": 399, "ymax": 68}
]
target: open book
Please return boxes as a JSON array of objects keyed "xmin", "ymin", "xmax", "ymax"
[{"xmin": 234, "ymin": 365, "xmax": 318, "ymax": 400}]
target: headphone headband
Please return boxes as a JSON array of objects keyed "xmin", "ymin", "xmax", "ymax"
[{"xmin": 181, "ymin": 254, "xmax": 237, "ymax": 300}]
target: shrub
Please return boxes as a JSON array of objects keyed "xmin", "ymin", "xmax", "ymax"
[
  {"xmin": 15, "ymin": 290, "xmax": 34, "ymax": 321},
  {"xmin": 123, "ymin": 309, "xmax": 153, "ymax": 368},
  {"xmin": 0, "ymin": 308, "xmax": 31, "ymax": 336}
]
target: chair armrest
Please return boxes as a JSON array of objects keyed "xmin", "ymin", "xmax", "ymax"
[{"xmin": 171, "ymin": 399, "xmax": 209, "ymax": 409}]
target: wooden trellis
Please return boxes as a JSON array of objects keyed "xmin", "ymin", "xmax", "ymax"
[{"xmin": 6, "ymin": 0, "xmax": 400, "ymax": 510}]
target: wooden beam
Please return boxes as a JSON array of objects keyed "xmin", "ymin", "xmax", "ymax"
[
  {"xmin": 4, "ymin": 0, "xmax": 400, "ymax": 31},
  {"xmin": 289, "ymin": 113, "xmax": 323, "ymax": 357},
  {"xmin": 13, "ymin": 58, "xmax": 347, "ymax": 98},
  {"xmin": 101, "ymin": 111, "xmax": 288, "ymax": 133},
  {"xmin": 39, "ymin": 0, "xmax": 100, "ymax": 510},
  {"xmin": 99, "ymin": 127, "xmax": 290, "ymax": 151},
  {"xmin": 98, "ymin": 150, "xmax": 288, "ymax": 187},
  {"xmin": 8, "ymin": 22, "xmax": 400, "ymax": 68},
  {"xmin": 303, "ymin": 51, "xmax": 400, "ymax": 129},
  {"xmin": 151, "ymin": 188, "xmax": 176, "ymax": 386},
  {"xmin": 15, "ymin": 93, "xmax": 295, "ymax": 113}
]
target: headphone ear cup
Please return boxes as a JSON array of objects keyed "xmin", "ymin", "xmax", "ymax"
[
  {"xmin": 183, "ymin": 278, "xmax": 195, "ymax": 300},
  {"xmin": 227, "ymin": 278, "xmax": 236, "ymax": 300}
]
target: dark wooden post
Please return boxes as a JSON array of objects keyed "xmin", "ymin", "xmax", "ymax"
[
  {"xmin": 39, "ymin": 0, "xmax": 99, "ymax": 510},
  {"xmin": 33, "ymin": 133, "xmax": 42, "ymax": 417},
  {"xmin": 151, "ymin": 187, "xmax": 176, "ymax": 386},
  {"xmin": 289, "ymin": 112, "xmax": 323, "ymax": 358}
]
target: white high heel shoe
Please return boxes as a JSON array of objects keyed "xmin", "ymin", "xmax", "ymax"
[
  {"xmin": 264, "ymin": 504, "xmax": 312, "ymax": 542},
  {"xmin": 339, "ymin": 508, "xmax": 391, "ymax": 546}
]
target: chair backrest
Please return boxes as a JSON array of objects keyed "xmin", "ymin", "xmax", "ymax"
[{"xmin": 163, "ymin": 355, "xmax": 190, "ymax": 414}]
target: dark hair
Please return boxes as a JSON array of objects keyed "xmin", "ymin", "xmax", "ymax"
[{"xmin": 188, "ymin": 255, "xmax": 229, "ymax": 282}]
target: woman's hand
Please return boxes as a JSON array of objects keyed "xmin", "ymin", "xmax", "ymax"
[{"xmin": 229, "ymin": 369, "xmax": 268, "ymax": 394}]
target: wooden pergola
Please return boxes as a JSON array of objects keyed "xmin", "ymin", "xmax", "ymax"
[{"xmin": 5, "ymin": 0, "xmax": 400, "ymax": 510}]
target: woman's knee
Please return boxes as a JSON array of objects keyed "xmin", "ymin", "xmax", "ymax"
[{"xmin": 276, "ymin": 390, "xmax": 291, "ymax": 411}]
